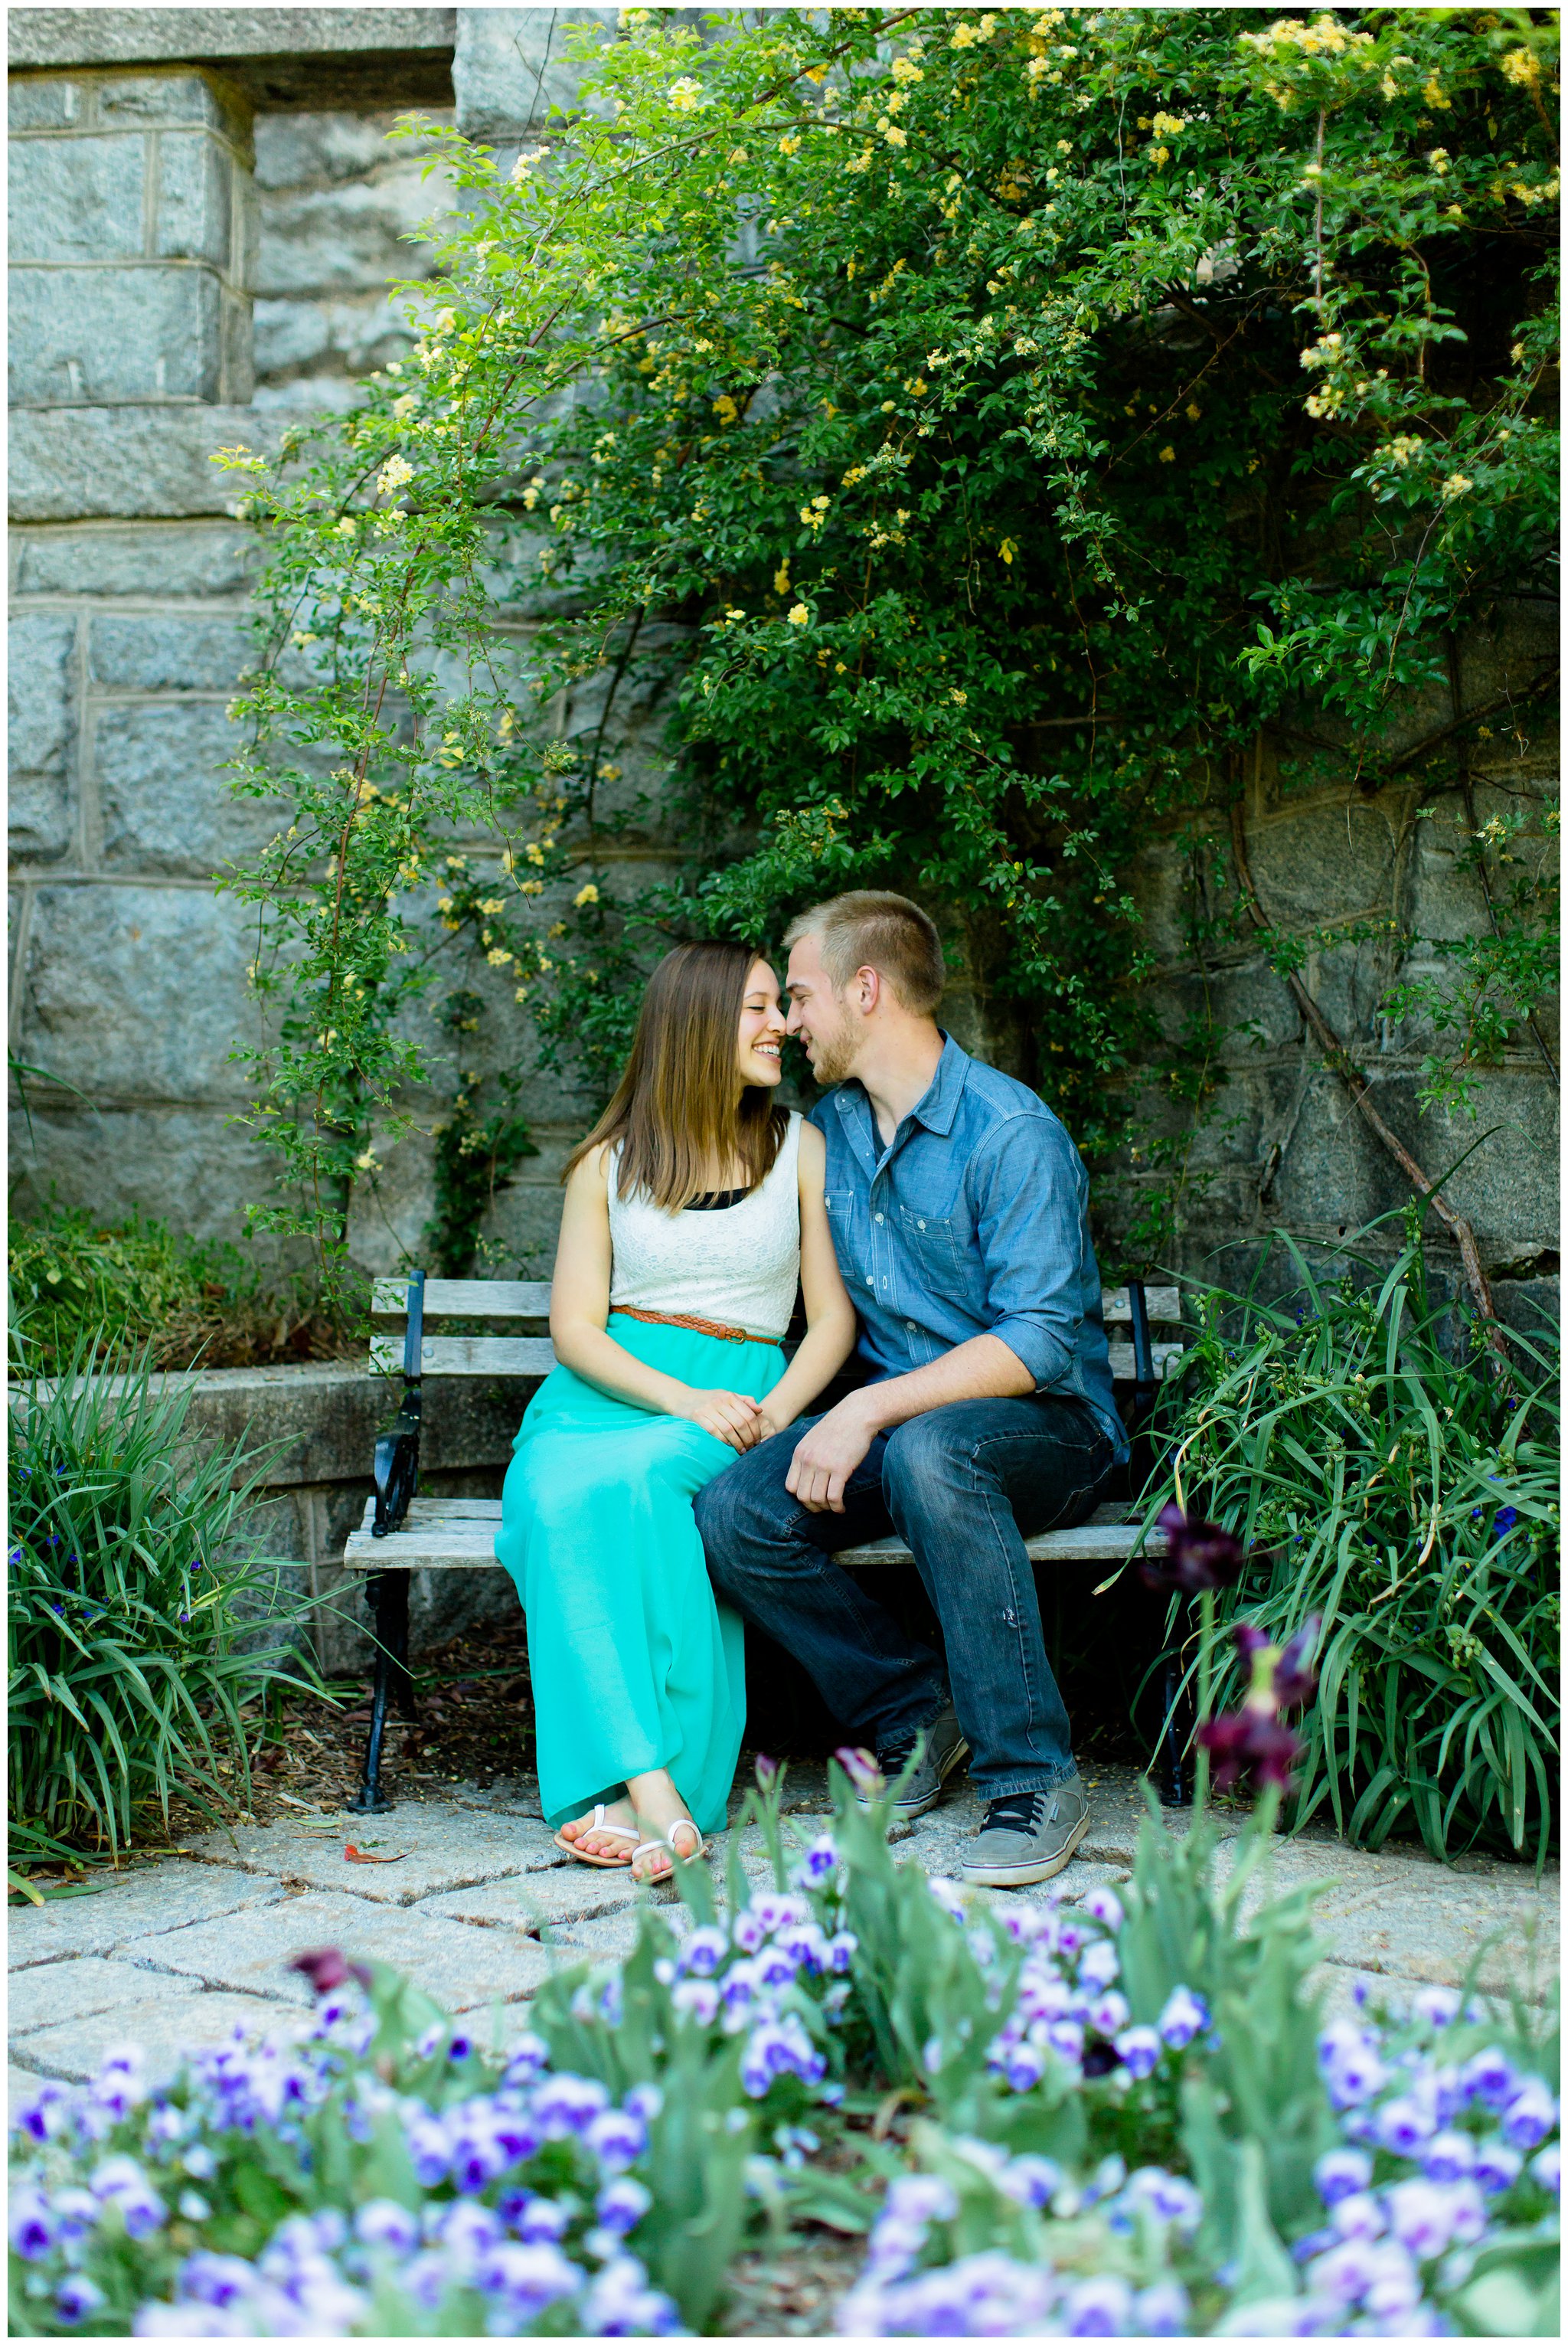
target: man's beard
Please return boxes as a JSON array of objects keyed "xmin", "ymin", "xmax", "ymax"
[{"xmin": 805, "ymin": 1010, "xmax": 858, "ymax": 1086}]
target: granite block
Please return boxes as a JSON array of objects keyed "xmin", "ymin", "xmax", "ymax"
[
  {"xmin": 14, "ymin": 882, "xmax": 260, "ymax": 1102},
  {"xmin": 10, "ymin": 264, "xmax": 227, "ymax": 405},
  {"xmin": 417, "ymin": 1866, "xmax": 641, "ymax": 1935},
  {"xmin": 154, "ymin": 128, "xmax": 234, "ymax": 265},
  {"xmin": 9, "ymin": 405, "xmax": 285, "ymax": 522},
  {"xmin": 8, "ymin": 131, "xmax": 147, "ymax": 262},
  {"xmin": 8, "ymin": 611, "xmax": 77, "ymax": 862},
  {"xmin": 18, "ymin": 1991, "xmax": 306, "ymax": 2089},
  {"xmin": 8, "ymin": 78, "xmax": 85, "ymax": 132},
  {"xmin": 8, "ymin": 1864, "xmax": 286, "ymax": 1971},
  {"xmin": 11, "ymin": 522, "xmax": 258, "ymax": 598},
  {"xmin": 89, "ymin": 613, "xmax": 254, "ymax": 692},
  {"xmin": 181, "ymin": 1800, "xmax": 564, "ymax": 1904},
  {"xmin": 125, "ymin": 1888, "xmax": 552, "ymax": 2010},
  {"xmin": 8, "ymin": 1955, "xmax": 203, "ymax": 2036}
]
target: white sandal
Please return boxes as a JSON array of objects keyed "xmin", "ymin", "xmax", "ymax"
[
  {"xmin": 554, "ymin": 1804, "xmax": 641, "ymax": 1868},
  {"xmin": 632, "ymin": 1818, "xmax": 707, "ymax": 1882}
]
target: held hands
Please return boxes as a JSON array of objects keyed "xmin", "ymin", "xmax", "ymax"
[
  {"xmin": 786, "ymin": 1393, "xmax": 878, "ymax": 1514},
  {"xmin": 675, "ymin": 1386, "xmax": 765, "ymax": 1451}
]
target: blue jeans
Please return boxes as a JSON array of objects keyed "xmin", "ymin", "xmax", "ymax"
[{"xmin": 694, "ymin": 1395, "xmax": 1114, "ymax": 1799}]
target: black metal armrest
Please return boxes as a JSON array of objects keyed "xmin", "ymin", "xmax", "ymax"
[
  {"xmin": 355, "ymin": 1270, "xmax": 427, "ymax": 1811},
  {"xmin": 372, "ymin": 1409, "xmax": 421, "ymax": 1538},
  {"xmin": 371, "ymin": 1267, "xmax": 426, "ymax": 1539},
  {"xmin": 1126, "ymin": 1277, "xmax": 1157, "ymax": 1435}
]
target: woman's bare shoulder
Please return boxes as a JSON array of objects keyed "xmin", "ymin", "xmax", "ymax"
[
  {"xmin": 796, "ymin": 1117, "xmax": 827, "ymax": 1187},
  {"xmin": 565, "ymin": 1140, "xmax": 614, "ymax": 1193}
]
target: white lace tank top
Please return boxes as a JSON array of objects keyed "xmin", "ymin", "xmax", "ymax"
[{"xmin": 607, "ymin": 1110, "xmax": 803, "ymax": 1343}]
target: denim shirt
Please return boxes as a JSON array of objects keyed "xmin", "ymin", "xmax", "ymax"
[{"xmin": 810, "ymin": 1035, "xmax": 1127, "ymax": 1463}]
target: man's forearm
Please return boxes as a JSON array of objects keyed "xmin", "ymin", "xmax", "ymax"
[{"xmin": 854, "ymin": 1332, "xmax": 1034, "ymax": 1433}]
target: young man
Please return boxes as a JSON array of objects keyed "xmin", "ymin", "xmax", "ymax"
[{"xmin": 695, "ymin": 890, "xmax": 1126, "ymax": 1887}]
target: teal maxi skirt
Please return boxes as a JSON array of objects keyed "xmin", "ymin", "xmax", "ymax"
[{"xmin": 495, "ymin": 1312, "xmax": 786, "ymax": 1836}]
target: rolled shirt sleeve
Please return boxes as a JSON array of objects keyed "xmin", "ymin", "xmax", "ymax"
[{"xmin": 970, "ymin": 1114, "xmax": 1093, "ymax": 1392}]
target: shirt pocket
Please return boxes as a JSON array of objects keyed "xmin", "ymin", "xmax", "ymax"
[{"xmin": 895, "ymin": 1202, "xmax": 962, "ymax": 1293}]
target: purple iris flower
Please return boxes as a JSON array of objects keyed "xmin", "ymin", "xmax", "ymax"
[
  {"xmin": 1272, "ymin": 1614, "xmax": 1321, "ymax": 1709},
  {"xmin": 1197, "ymin": 1708, "xmax": 1303, "ymax": 1791},
  {"xmin": 1143, "ymin": 1503, "xmax": 1246, "ymax": 1593},
  {"xmin": 289, "ymin": 1948, "xmax": 371, "ymax": 1997}
]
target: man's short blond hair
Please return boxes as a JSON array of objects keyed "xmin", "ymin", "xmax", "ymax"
[{"xmin": 783, "ymin": 890, "xmax": 945, "ymax": 1016}]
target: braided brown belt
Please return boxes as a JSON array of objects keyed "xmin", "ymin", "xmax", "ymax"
[{"xmin": 614, "ymin": 1303, "xmax": 776, "ymax": 1347}]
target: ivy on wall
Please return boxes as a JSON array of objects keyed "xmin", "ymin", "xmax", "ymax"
[{"xmin": 217, "ymin": 7, "xmax": 1559, "ymax": 1297}]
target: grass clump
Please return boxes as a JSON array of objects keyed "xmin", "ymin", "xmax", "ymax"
[
  {"xmin": 1148, "ymin": 1216, "xmax": 1560, "ymax": 1865},
  {"xmin": 8, "ymin": 1336, "xmax": 321, "ymax": 1866}
]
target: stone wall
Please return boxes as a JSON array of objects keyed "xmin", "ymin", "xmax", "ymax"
[
  {"xmin": 9, "ymin": 6, "xmax": 1560, "ymax": 1308},
  {"xmin": 1118, "ymin": 639, "xmax": 1560, "ymax": 1321},
  {"xmin": 7, "ymin": 8, "xmax": 626, "ymax": 1262}
]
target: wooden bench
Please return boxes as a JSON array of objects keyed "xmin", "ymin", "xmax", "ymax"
[{"xmin": 342, "ymin": 1272, "xmax": 1183, "ymax": 1813}]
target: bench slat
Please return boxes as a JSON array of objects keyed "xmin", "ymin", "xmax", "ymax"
[
  {"xmin": 342, "ymin": 1496, "xmax": 1167, "ymax": 1573},
  {"xmin": 1108, "ymin": 1341, "xmax": 1183, "ymax": 1382},
  {"xmin": 1102, "ymin": 1284, "xmax": 1180, "ymax": 1324},
  {"xmin": 367, "ymin": 1334, "xmax": 1182, "ymax": 1382},
  {"xmin": 372, "ymin": 1279, "xmax": 552, "ymax": 1319},
  {"xmin": 371, "ymin": 1280, "xmax": 1183, "ymax": 1328},
  {"xmin": 369, "ymin": 1335, "xmax": 557, "ymax": 1378}
]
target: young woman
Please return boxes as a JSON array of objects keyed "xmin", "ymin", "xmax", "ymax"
[{"xmin": 495, "ymin": 940, "xmax": 857, "ymax": 1882}]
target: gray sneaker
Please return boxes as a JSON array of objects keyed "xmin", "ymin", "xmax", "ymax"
[
  {"xmin": 864, "ymin": 1705, "xmax": 970, "ymax": 1821},
  {"xmin": 961, "ymin": 1777, "xmax": 1089, "ymax": 1887}
]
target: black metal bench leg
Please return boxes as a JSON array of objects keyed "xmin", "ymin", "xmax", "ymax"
[
  {"xmin": 350, "ymin": 1568, "xmax": 412, "ymax": 1814},
  {"xmin": 1158, "ymin": 1659, "xmax": 1194, "ymax": 1808}
]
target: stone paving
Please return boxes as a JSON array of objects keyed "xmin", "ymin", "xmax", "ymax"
[{"xmin": 8, "ymin": 1765, "xmax": 1557, "ymax": 2121}]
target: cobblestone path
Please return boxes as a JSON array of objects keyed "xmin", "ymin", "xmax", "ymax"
[{"xmin": 9, "ymin": 1767, "xmax": 1557, "ymax": 2118}]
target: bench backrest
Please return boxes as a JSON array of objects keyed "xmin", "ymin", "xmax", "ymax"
[{"xmin": 368, "ymin": 1275, "xmax": 1184, "ymax": 1387}]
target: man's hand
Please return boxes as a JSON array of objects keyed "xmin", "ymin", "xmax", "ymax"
[{"xmin": 786, "ymin": 1393, "xmax": 878, "ymax": 1514}]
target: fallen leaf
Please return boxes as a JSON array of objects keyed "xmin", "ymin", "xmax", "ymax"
[
  {"xmin": 345, "ymin": 1843, "xmax": 410, "ymax": 1864},
  {"xmin": 276, "ymin": 1792, "xmax": 318, "ymax": 1811}
]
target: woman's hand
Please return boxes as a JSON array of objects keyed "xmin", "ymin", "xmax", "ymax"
[
  {"xmin": 673, "ymin": 1387, "xmax": 765, "ymax": 1450},
  {"xmin": 753, "ymin": 1405, "xmax": 793, "ymax": 1444}
]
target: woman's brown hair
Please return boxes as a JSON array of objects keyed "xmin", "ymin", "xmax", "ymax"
[{"xmin": 563, "ymin": 940, "xmax": 787, "ymax": 1212}]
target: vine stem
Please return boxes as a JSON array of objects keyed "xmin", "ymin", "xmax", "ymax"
[
  {"xmin": 1312, "ymin": 108, "xmax": 1325, "ymax": 309},
  {"xmin": 1229, "ymin": 793, "xmax": 1510, "ymax": 1370}
]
